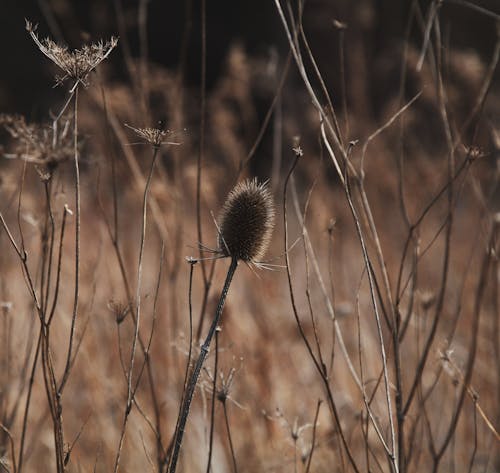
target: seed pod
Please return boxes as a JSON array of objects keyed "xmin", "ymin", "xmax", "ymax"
[{"xmin": 218, "ymin": 178, "xmax": 275, "ymax": 262}]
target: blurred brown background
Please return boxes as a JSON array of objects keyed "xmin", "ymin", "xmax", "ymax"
[{"xmin": 1, "ymin": 1, "xmax": 499, "ymax": 471}]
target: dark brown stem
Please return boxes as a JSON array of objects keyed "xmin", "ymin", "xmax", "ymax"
[
  {"xmin": 168, "ymin": 257, "xmax": 238, "ymax": 473},
  {"xmin": 205, "ymin": 330, "xmax": 219, "ymax": 473},
  {"xmin": 305, "ymin": 400, "xmax": 322, "ymax": 473},
  {"xmin": 222, "ymin": 400, "xmax": 239, "ymax": 473}
]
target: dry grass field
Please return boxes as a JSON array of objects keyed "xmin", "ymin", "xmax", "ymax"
[{"xmin": 0, "ymin": 1, "xmax": 499, "ymax": 472}]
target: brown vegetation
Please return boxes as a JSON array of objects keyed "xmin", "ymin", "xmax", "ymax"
[{"xmin": 0, "ymin": 1, "xmax": 499, "ymax": 472}]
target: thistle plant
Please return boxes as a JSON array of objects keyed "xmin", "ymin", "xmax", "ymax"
[{"xmin": 168, "ymin": 178, "xmax": 275, "ymax": 473}]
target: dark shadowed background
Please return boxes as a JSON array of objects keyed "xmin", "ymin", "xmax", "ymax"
[{"xmin": 1, "ymin": 0, "xmax": 498, "ymax": 116}]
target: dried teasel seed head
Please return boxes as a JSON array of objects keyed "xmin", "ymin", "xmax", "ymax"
[{"xmin": 217, "ymin": 178, "xmax": 275, "ymax": 263}]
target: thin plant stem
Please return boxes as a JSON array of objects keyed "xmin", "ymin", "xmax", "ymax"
[
  {"xmin": 196, "ymin": 0, "xmax": 207, "ymax": 284},
  {"xmin": 17, "ymin": 329, "xmax": 42, "ymax": 473},
  {"xmin": 305, "ymin": 400, "xmax": 322, "ymax": 473},
  {"xmin": 167, "ymin": 259, "xmax": 197, "ymax": 463},
  {"xmin": 289, "ymin": 178, "xmax": 392, "ymax": 457},
  {"xmin": 283, "ymin": 154, "xmax": 360, "ymax": 473},
  {"xmin": 87, "ymin": 88, "xmax": 169, "ymax": 242},
  {"xmin": 168, "ymin": 257, "xmax": 238, "ymax": 473},
  {"xmin": 47, "ymin": 204, "xmax": 69, "ymax": 326},
  {"xmin": 0, "ymin": 423, "xmax": 17, "ymax": 473},
  {"xmin": 195, "ymin": 258, "xmax": 217, "ymax": 342},
  {"xmin": 432, "ymin": 226, "xmax": 495, "ymax": 470},
  {"xmin": 240, "ymin": 51, "xmax": 292, "ymax": 174},
  {"xmin": 337, "ymin": 21, "xmax": 349, "ymax": 139},
  {"xmin": 222, "ymin": 400, "xmax": 238, "ymax": 473},
  {"xmin": 205, "ymin": 330, "xmax": 219, "ymax": 473},
  {"xmin": 60, "ymin": 85, "xmax": 80, "ymax": 393},
  {"xmin": 138, "ymin": 0, "xmax": 150, "ymax": 119},
  {"xmin": 467, "ymin": 397, "xmax": 478, "ymax": 473},
  {"xmin": 40, "ymin": 180, "xmax": 54, "ymax": 315},
  {"xmin": 113, "ymin": 144, "xmax": 160, "ymax": 472},
  {"xmin": 343, "ymin": 161, "xmax": 398, "ymax": 473},
  {"xmin": 194, "ymin": 1, "xmax": 218, "ymax": 342}
]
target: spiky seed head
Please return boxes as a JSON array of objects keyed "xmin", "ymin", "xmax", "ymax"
[{"xmin": 218, "ymin": 178, "xmax": 275, "ymax": 263}]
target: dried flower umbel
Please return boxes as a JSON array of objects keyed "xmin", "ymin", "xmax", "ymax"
[
  {"xmin": 0, "ymin": 114, "xmax": 73, "ymax": 171},
  {"xmin": 124, "ymin": 123, "xmax": 182, "ymax": 149},
  {"xmin": 217, "ymin": 178, "xmax": 275, "ymax": 264},
  {"xmin": 26, "ymin": 20, "xmax": 118, "ymax": 87}
]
